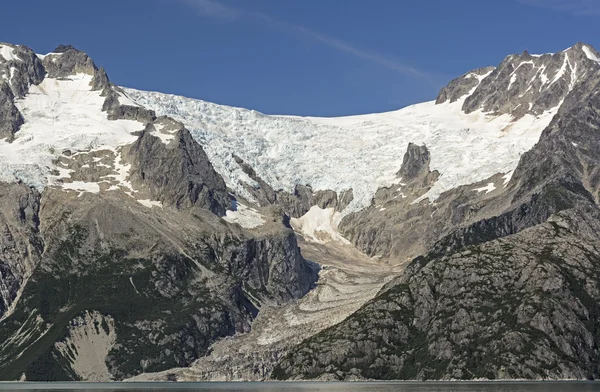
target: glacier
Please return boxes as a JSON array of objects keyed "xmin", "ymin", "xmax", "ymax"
[{"xmin": 125, "ymin": 81, "xmax": 558, "ymax": 214}]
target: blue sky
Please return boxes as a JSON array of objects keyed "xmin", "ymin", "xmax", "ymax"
[{"xmin": 1, "ymin": 0, "xmax": 599, "ymax": 116}]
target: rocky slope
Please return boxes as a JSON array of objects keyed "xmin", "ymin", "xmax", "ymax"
[{"xmin": 273, "ymin": 206, "xmax": 600, "ymax": 380}]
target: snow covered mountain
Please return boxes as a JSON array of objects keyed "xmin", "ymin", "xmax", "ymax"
[
  {"xmin": 2, "ymin": 40, "xmax": 600, "ymax": 381},
  {"xmin": 125, "ymin": 43, "xmax": 600, "ymax": 216}
]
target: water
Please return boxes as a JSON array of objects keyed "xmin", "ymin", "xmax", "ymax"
[{"xmin": 0, "ymin": 382, "xmax": 599, "ymax": 392}]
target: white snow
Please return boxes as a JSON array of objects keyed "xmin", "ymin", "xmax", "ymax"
[
  {"xmin": 550, "ymin": 55, "xmax": 569, "ymax": 86},
  {"xmin": 290, "ymin": 206, "xmax": 350, "ymax": 244},
  {"xmin": 36, "ymin": 52, "xmax": 62, "ymax": 61},
  {"xmin": 583, "ymin": 45, "xmax": 600, "ymax": 63},
  {"xmin": 137, "ymin": 199, "xmax": 163, "ymax": 208},
  {"xmin": 125, "ymin": 87, "xmax": 559, "ymax": 214},
  {"xmin": 129, "ymin": 277, "xmax": 140, "ymax": 294},
  {"xmin": 474, "ymin": 182, "xmax": 496, "ymax": 194},
  {"xmin": 61, "ymin": 181, "xmax": 100, "ymax": 195},
  {"xmin": 149, "ymin": 123, "xmax": 176, "ymax": 144},
  {"xmin": 117, "ymin": 91, "xmax": 140, "ymax": 107},
  {"xmin": 539, "ymin": 67, "xmax": 549, "ymax": 85},
  {"xmin": 106, "ymin": 151, "xmax": 134, "ymax": 193},
  {"xmin": 223, "ymin": 202, "xmax": 265, "ymax": 228},
  {"xmin": 508, "ymin": 74, "xmax": 517, "ymax": 90},
  {"xmin": 503, "ymin": 170, "xmax": 514, "ymax": 186},
  {"xmin": 1, "ymin": 74, "xmax": 143, "ymax": 191},
  {"xmin": 0, "ymin": 45, "xmax": 20, "ymax": 62}
]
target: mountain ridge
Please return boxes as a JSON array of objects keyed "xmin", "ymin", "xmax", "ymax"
[{"xmin": 1, "ymin": 40, "xmax": 600, "ymax": 381}]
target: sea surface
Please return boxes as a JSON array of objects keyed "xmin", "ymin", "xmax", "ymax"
[{"xmin": 0, "ymin": 382, "xmax": 599, "ymax": 392}]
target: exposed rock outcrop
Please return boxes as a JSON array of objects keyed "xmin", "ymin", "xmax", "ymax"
[
  {"xmin": 0, "ymin": 83, "xmax": 24, "ymax": 142},
  {"xmin": 463, "ymin": 44, "xmax": 599, "ymax": 118},
  {"xmin": 232, "ymin": 154, "xmax": 352, "ymax": 217},
  {"xmin": 0, "ymin": 182, "xmax": 42, "ymax": 319},
  {"xmin": 435, "ymin": 66, "xmax": 495, "ymax": 104},
  {"xmin": 43, "ymin": 44, "xmax": 109, "ymax": 91},
  {"xmin": 124, "ymin": 125, "xmax": 230, "ymax": 216}
]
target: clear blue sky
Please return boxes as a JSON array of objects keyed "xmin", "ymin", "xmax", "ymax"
[{"xmin": 1, "ymin": 0, "xmax": 599, "ymax": 116}]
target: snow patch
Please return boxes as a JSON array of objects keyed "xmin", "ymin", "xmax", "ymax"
[
  {"xmin": 0, "ymin": 45, "xmax": 20, "ymax": 62},
  {"xmin": 223, "ymin": 202, "xmax": 265, "ymax": 228},
  {"xmin": 503, "ymin": 170, "xmax": 514, "ymax": 186},
  {"xmin": 137, "ymin": 199, "xmax": 163, "ymax": 208},
  {"xmin": 549, "ymin": 55, "xmax": 569, "ymax": 86},
  {"xmin": 474, "ymin": 182, "xmax": 496, "ymax": 194},
  {"xmin": 583, "ymin": 45, "xmax": 600, "ymax": 63},
  {"xmin": 36, "ymin": 52, "xmax": 63, "ymax": 61},
  {"xmin": 129, "ymin": 277, "xmax": 140, "ymax": 294},
  {"xmin": 508, "ymin": 74, "xmax": 517, "ymax": 90},
  {"xmin": 149, "ymin": 123, "xmax": 176, "ymax": 144},
  {"xmin": 61, "ymin": 181, "xmax": 100, "ymax": 195},
  {"xmin": 290, "ymin": 206, "xmax": 350, "ymax": 244},
  {"xmin": 117, "ymin": 91, "xmax": 140, "ymax": 107}
]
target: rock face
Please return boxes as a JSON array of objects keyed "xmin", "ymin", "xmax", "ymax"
[
  {"xmin": 0, "ymin": 44, "xmax": 45, "ymax": 99},
  {"xmin": 125, "ymin": 125, "xmax": 230, "ymax": 216},
  {"xmin": 435, "ymin": 66, "xmax": 495, "ymax": 104},
  {"xmin": 43, "ymin": 44, "xmax": 109, "ymax": 91},
  {"xmin": 396, "ymin": 143, "xmax": 439, "ymax": 185},
  {"xmin": 0, "ymin": 183, "xmax": 42, "ymax": 318},
  {"xmin": 0, "ymin": 83, "xmax": 24, "ymax": 142},
  {"xmin": 0, "ymin": 43, "xmax": 45, "ymax": 141},
  {"xmin": 338, "ymin": 143, "xmax": 441, "ymax": 261}
]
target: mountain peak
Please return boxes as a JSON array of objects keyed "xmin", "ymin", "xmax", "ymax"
[
  {"xmin": 52, "ymin": 44, "xmax": 79, "ymax": 53},
  {"xmin": 436, "ymin": 42, "xmax": 600, "ymax": 119}
]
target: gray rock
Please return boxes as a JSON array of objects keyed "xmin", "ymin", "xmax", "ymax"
[
  {"xmin": 461, "ymin": 43, "xmax": 600, "ymax": 118},
  {"xmin": 435, "ymin": 66, "xmax": 495, "ymax": 104},
  {"xmin": 0, "ymin": 44, "xmax": 45, "ymax": 98},
  {"xmin": 0, "ymin": 83, "xmax": 24, "ymax": 142},
  {"xmin": 102, "ymin": 87, "xmax": 157, "ymax": 123},
  {"xmin": 232, "ymin": 154, "xmax": 351, "ymax": 217},
  {"xmin": 0, "ymin": 182, "xmax": 42, "ymax": 318},
  {"xmin": 124, "ymin": 124, "xmax": 230, "ymax": 216},
  {"xmin": 396, "ymin": 142, "xmax": 439, "ymax": 185},
  {"xmin": 43, "ymin": 44, "xmax": 109, "ymax": 91}
]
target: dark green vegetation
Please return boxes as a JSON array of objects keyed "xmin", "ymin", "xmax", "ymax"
[{"xmin": 0, "ymin": 224, "xmax": 243, "ymax": 380}]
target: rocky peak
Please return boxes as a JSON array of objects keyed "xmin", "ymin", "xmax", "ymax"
[
  {"xmin": 437, "ymin": 42, "xmax": 600, "ymax": 119},
  {"xmin": 397, "ymin": 143, "xmax": 433, "ymax": 181},
  {"xmin": 42, "ymin": 44, "xmax": 109, "ymax": 91},
  {"xmin": 124, "ymin": 125, "xmax": 230, "ymax": 216},
  {"xmin": 435, "ymin": 66, "xmax": 495, "ymax": 104},
  {"xmin": 0, "ymin": 43, "xmax": 45, "ymax": 98}
]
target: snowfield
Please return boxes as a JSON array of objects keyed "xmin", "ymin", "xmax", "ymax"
[
  {"xmin": 125, "ymin": 81, "xmax": 559, "ymax": 214},
  {"xmin": 1, "ymin": 73, "xmax": 143, "ymax": 190}
]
